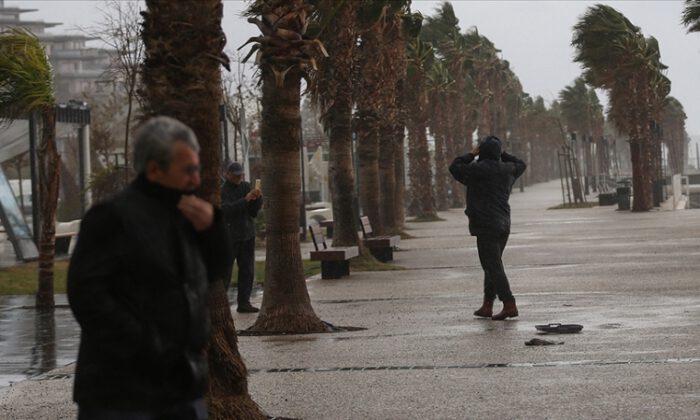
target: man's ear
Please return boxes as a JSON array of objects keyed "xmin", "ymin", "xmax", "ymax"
[{"xmin": 145, "ymin": 160, "xmax": 163, "ymax": 182}]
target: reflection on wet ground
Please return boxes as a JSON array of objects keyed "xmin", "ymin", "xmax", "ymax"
[
  {"xmin": 0, "ymin": 295, "xmax": 79, "ymax": 387},
  {"xmin": 0, "ymin": 288, "xmax": 250, "ymax": 388}
]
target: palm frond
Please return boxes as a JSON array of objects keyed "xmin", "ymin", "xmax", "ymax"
[
  {"xmin": 681, "ymin": 0, "xmax": 700, "ymax": 33},
  {"xmin": 0, "ymin": 28, "xmax": 54, "ymax": 123}
]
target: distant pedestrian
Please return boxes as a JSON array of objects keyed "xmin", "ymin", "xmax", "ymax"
[
  {"xmin": 449, "ymin": 135, "xmax": 526, "ymax": 320},
  {"xmin": 221, "ymin": 162, "xmax": 263, "ymax": 313},
  {"xmin": 67, "ymin": 116, "xmax": 230, "ymax": 419}
]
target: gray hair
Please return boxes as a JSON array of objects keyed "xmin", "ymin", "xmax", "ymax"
[{"xmin": 132, "ymin": 116, "xmax": 200, "ymax": 173}]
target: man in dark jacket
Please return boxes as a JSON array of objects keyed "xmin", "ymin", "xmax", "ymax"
[
  {"xmin": 221, "ymin": 162, "xmax": 262, "ymax": 313},
  {"xmin": 67, "ymin": 116, "xmax": 230, "ymax": 419},
  {"xmin": 449, "ymin": 135, "xmax": 526, "ymax": 320}
]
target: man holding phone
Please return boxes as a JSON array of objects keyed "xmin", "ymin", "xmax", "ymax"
[{"xmin": 221, "ymin": 162, "xmax": 263, "ymax": 313}]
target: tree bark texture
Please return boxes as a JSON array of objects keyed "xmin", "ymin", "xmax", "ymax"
[
  {"xmin": 36, "ymin": 106, "xmax": 59, "ymax": 309},
  {"xmin": 406, "ymin": 59, "xmax": 437, "ymax": 219},
  {"xmin": 141, "ymin": 0, "xmax": 225, "ymax": 204},
  {"xmin": 317, "ymin": 0, "xmax": 360, "ymax": 247},
  {"xmin": 250, "ymin": 66, "xmax": 326, "ymax": 333},
  {"xmin": 141, "ymin": 2, "xmax": 265, "ymax": 418},
  {"xmin": 356, "ymin": 25, "xmax": 384, "ymax": 234}
]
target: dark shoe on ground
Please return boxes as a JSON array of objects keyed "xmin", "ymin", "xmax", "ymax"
[
  {"xmin": 237, "ymin": 303, "xmax": 259, "ymax": 313},
  {"xmin": 492, "ymin": 299, "xmax": 518, "ymax": 320},
  {"xmin": 473, "ymin": 298, "xmax": 494, "ymax": 317}
]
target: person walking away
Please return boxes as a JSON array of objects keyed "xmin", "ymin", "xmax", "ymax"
[
  {"xmin": 221, "ymin": 162, "xmax": 263, "ymax": 313},
  {"xmin": 67, "ymin": 116, "xmax": 231, "ymax": 419},
  {"xmin": 448, "ymin": 135, "xmax": 526, "ymax": 320}
]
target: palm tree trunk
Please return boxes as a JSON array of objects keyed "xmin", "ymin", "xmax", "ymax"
[
  {"xmin": 141, "ymin": 1, "xmax": 265, "ymax": 417},
  {"xmin": 394, "ymin": 124, "xmax": 406, "ymax": 229},
  {"xmin": 323, "ymin": 0, "xmax": 360, "ymax": 248},
  {"xmin": 433, "ymin": 109, "xmax": 449, "ymax": 211},
  {"xmin": 36, "ymin": 106, "xmax": 59, "ymax": 309},
  {"xmin": 356, "ymin": 25, "xmax": 383, "ymax": 233},
  {"xmin": 378, "ymin": 122, "xmax": 396, "ymax": 234},
  {"xmin": 250, "ymin": 66, "xmax": 326, "ymax": 333},
  {"xmin": 407, "ymin": 121, "xmax": 437, "ymax": 219}
]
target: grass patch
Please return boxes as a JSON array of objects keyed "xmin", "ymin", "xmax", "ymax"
[
  {"xmin": 351, "ymin": 254, "xmax": 405, "ymax": 272},
  {"xmin": 547, "ymin": 202, "xmax": 598, "ymax": 210},
  {"xmin": 0, "ymin": 259, "xmax": 323, "ymax": 296},
  {"xmin": 407, "ymin": 215, "xmax": 446, "ymax": 223},
  {"xmin": 0, "ymin": 260, "xmax": 69, "ymax": 296}
]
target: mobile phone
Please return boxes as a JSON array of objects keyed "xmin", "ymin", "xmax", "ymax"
[{"xmin": 255, "ymin": 179, "xmax": 261, "ymax": 190}]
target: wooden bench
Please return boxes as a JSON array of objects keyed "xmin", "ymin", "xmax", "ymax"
[
  {"xmin": 55, "ymin": 219, "xmax": 80, "ymax": 256},
  {"xmin": 309, "ymin": 223, "xmax": 359, "ymax": 279},
  {"xmin": 319, "ymin": 219, "xmax": 334, "ymax": 238},
  {"xmin": 359, "ymin": 216, "xmax": 400, "ymax": 263}
]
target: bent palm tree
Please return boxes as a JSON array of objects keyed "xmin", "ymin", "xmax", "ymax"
[
  {"xmin": 0, "ymin": 29, "xmax": 59, "ymax": 309},
  {"xmin": 682, "ymin": 0, "xmax": 700, "ymax": 33},
  {"xmin": 573, "ymin": 5, "xmax": 668, "ymax": 211},
  {"xmin": 140, "ymin": 2, "xmax": 265, "ymax": 418},
  {"xmin": 242, "ymin": 0, "xmax": 328, "ymax": 333}
]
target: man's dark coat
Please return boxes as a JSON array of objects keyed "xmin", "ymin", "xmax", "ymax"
[
  {"xmin": 449, "ymin": 137, "xmax": 527, "ymax": 236},
  {"xmin": 67, "ymin": 175, "xmax": 230, "ymax": 410}
]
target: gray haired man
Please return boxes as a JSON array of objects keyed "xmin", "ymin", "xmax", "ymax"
[{"xmin": 68, "ymin": 116, "xmax": 231, "ymax": 419}]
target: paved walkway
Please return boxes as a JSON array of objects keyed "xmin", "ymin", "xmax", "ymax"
[{"xmin": 2, "ymin": 180, "xmax": 700, "ymax": 419}]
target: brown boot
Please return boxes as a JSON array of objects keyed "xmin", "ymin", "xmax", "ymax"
[
  {"xmin": 473, "ymin": 298, "xmax": 494, "ymax": 318},
  {"xmin": 492, "ymin": 299, "xmax": 518, "ymax": 320}
]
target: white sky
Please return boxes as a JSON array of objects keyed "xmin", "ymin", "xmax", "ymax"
[{"xmin": 9, "ymin": 0, "xmax": 700, "ymax": 139}]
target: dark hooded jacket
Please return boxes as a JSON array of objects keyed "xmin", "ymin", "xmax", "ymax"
[
  {"xmin": 67, "ymin": 175, "xmax": 231, "ymax": 410},
  {"xmin": 449, "ymin": 136, "xmax": 526, "ymax": 236}
]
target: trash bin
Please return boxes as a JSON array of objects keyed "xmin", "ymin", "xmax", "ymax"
[{"xmin": 616, "ymin": 186, "xmax": 630, "ymax": 210}]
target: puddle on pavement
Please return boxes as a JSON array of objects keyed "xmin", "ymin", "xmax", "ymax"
[{"xmin": 0, "ymin": 295, "xmax": 79, "ymax": 387}]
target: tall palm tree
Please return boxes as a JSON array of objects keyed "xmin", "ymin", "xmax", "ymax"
[
  {"xmin": 427, "ymin": 59, "xmax": 452, "ymax": 211},
  {"xmin": 310, "ymin": 0, "xmax": 361, "ymax": 247},
  {"xmin": 405, "ymin": 39, "xmax": 438, "ymax": 220},
  {"xmin": 572, "ymin": 4, "xmax": 669, "ymax": 211},
  {"xmin": 682, "ymin": 0, "xmax": 700, "ymax": 33},
  {"xmin": 140, "ymin": 2, "xmax": 265, "ymax": 418},
  {"xmin": 355, "ymin": 4, "xmax": 386, "ymax": 234},
  {"xmin": 559, "ymin": 77, "xmax": 605, "ymax": 190},
  {"xmin": 377, "ymin": 4, "xmax": 409, "ymax": 234},
  {"xmin": 242, "ymin": 0, "xmax": 328, "ymax": 333},
  {"xmin": 661, "ymin": 96, "xmax": 687, "ymax": 175},
  {"xmin": 0, "ymin": 29, "xmax": 59, "ymax": 309}
]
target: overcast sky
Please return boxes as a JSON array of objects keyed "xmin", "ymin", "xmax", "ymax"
[{"xmin": 10, "ymin": 0, "xmax": 700, "ymax": 139}]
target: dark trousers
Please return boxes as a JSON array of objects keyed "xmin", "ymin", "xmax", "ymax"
[
  {"xmin": 78, "ymin": 398, "xmax": 207, "ymax": 420},
  {"xmin": 224, "ymin": 238, "xmax": 256, "ymax": 306},
  {"xmin": 476, "ymin": 232, "xmax": 513, "ymax": 302}
]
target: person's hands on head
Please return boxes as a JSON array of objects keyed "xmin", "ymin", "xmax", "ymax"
[{"xmin": 178, "ymin": 195, "xmax": 214, "ymax": 231}]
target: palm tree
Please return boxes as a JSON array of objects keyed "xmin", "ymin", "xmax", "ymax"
[
  {"xmin": 427, "ymin": 59, "xmax": 452, "ymax": 211},
  {"xmin": 355, "ymin": 4, "xmax": 386, "ymax": 234},
  {"xmin": 0, "ymin": 29, "xmax": 59, "ymax": 309},
  {"xmin": 682, "ymin": 0, "xmax": 700, "ymax": 33},
  {"xmin": 661, "ymin": 96, "xmax": 687, "ymax": 175},
  {"xmin": 572, "ymin": 4, "xmax": 669, "ymax": 211},
  {"xmin": 405, "ymin": 39, "xmax": 438, "ymax": 220},
  {"xmin": 310, "ymin": 0, "xmax": 362, "ymax": 247},
  {"xmin": 559, "ymin": 77, "xmax": 605, "ymax": 191},
  {"xmin": 140, "ymin": 2, "xmax": 265, "ymax": 418},
  {"xmin": 377, "ymin": 3, "xmax": 409, "ymax": 234},
  {"xmin": 242, "ymin": 0, "xmax": 328, "ymax": 333}
]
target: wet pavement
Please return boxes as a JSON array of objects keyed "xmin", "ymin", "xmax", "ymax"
[{"xmin": 2, "ymin": 179, "xmax": 700, "ymax": 419}]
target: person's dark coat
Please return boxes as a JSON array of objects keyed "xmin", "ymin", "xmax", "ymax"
[
  {"xmin": 449, "ymin": 137, "xmax": 526, "ymax": 236},
  {"xmin": 67, "ymin": 175, "xmax": 231, "ymax": 411},
  {"xmin": 221, "ymin": 180, "xmax": 262, "ymax": 242}
]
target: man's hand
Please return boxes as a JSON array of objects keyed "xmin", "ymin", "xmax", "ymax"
[
  {"xmin": 245, "ymin": 189, "xmax": 262, "ymax": 202},
  {"xmin": 178, "ymin": 195, "xmax": 214, "ymax": 231},
  {"xmin": 471, "ymin": 146, "xmax": 480, "ymax": 155}
]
